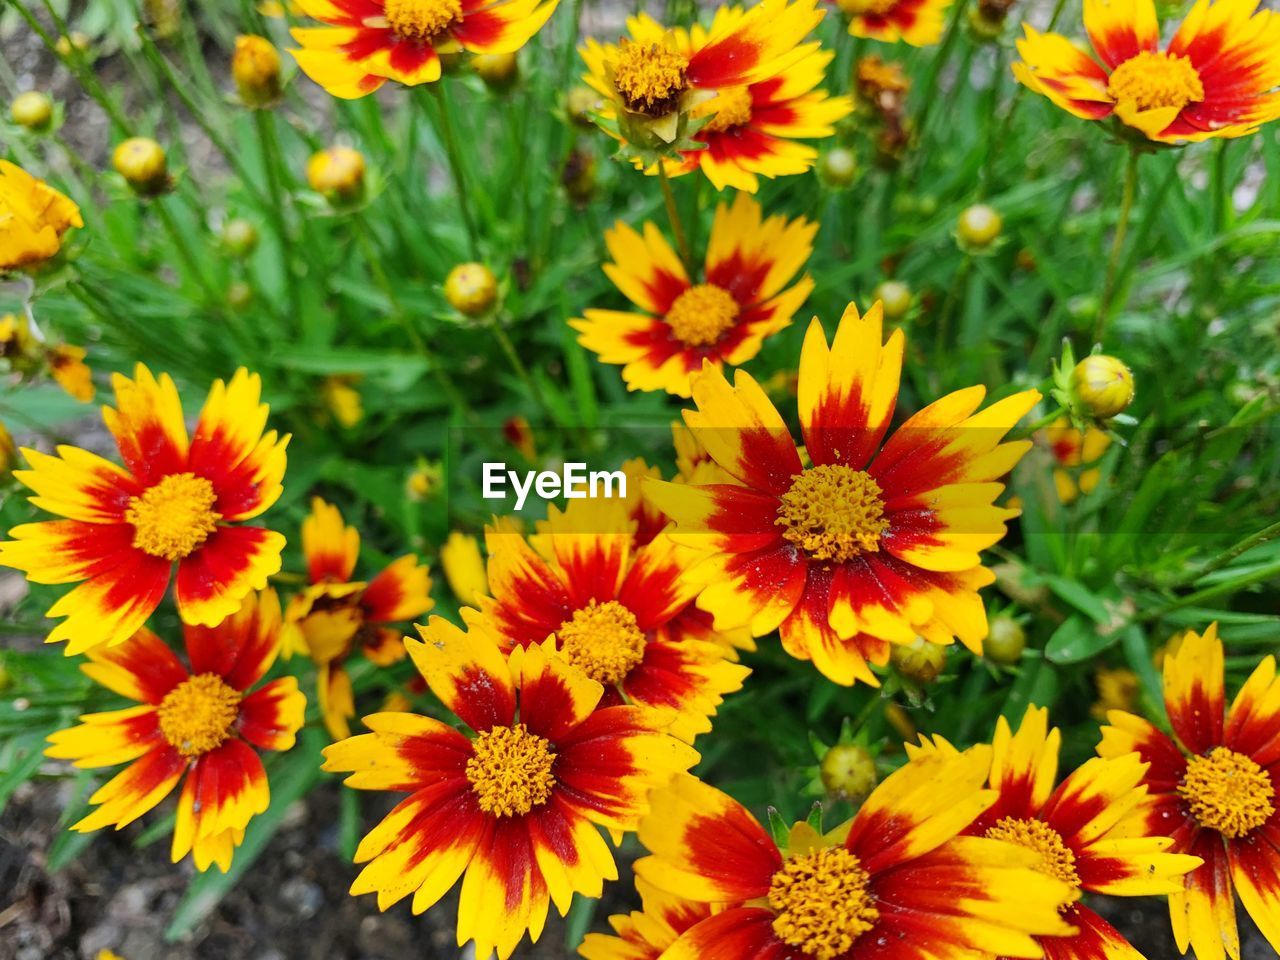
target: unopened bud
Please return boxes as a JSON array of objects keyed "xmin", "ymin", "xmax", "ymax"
[
  {"xmin": 307, "ymin": 145, "xmax": 366, "ymax": 203},
  {"xmin": 444, "ymin": 262, "xmax": 498, "ymax": 317},
  {"xmin": 113, "ymin": 137, "xmax": 171, "ymax": 196},
  {"xmin": 819, "ymin": 743, "xmax": 877, "ymax": 803},
  {"xmin": 1071, "ymin": 355, "xmax": 1134, "ymax": 420},
  {"xmin": 232, "ymin": 35, "xmax": 282, "ymax": 109},
  {"xmin": 10, "ymin": 91, "xmax": 53, "ymax": 132}
]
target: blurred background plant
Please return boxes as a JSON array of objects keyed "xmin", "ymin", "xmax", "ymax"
[{"xmin": 1, "ymin": 0, "xmax": 1279, "ymax": 955}]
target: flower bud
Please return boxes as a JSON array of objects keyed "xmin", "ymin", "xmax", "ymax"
[
  {"xmin": 220, "ymin": 218, "xmax": 259, "ymax": 258},
  {"xmin": 112, "ymin": 137, "xmax": 171, "ymax": 196},
  {"xmin": 873, "ymin": 281, "xmax": 912, "ymax": 321},
  {"xmin": 55, "ymin": 31, "xmax": 94, "ymax": 60},
  {"xmin": 984, "ymin": 614, "xmax": 1026, "ymax": 665},
  {"xmin": 473, "ymin": 53, "xmax": 518, "ymax": 92},
  {"xmin": 1071, "ymin": 354, "xmax": 1134, "ymax": 420},
  {"xmin": 890, "ymin": 637, "xmax": 947, "ymax": 685},
  {"xmin": 143, "ymin": 0, "xmax": 182, "ymax": 39},
  {"xmin": 966, "ymin": 4, "xmax": 1005, "ymax": 41},
  {"xmin": 817, "ymin": 147, "xmax": 857, "ymax": 189},
  {"xmin": 957, "ymin": 203, "xmax": 1003, "ymax": 251},
  {"xmin": 562, "ymin": 148, "xmax": 596, "ymax": 205},
  {"xmin": 565, "ymin": 85, "xmax": 601, "ymax": 128},
  {"xmin": 10, "ymin": 91, "xmax": 53, "ymax": 132},
  {"xmin": 227, "ymin": 280, "xmax": 255, "ymax": 310},
  {"xmin": 307, "ymin": 145, "xmax": 366, "ymax": 203},
  {"xmin": 444, "ymin": 262, "xmax": 498, "ymax": 317},
  {"xmin": 406, "ymin": 460, "xmax": 443, "ymax": 501},
  {"xmin": 232, "ymin": 35, "xmax": 283, "ymax": 109},
  {"xmin": 819, "ymin": 743, "xmax": 877, "ymax": 803}
]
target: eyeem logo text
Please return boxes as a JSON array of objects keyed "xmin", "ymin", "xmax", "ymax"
[{"xmin": 482, "ymin": 462, "xmax": 627, "ymax": 510}]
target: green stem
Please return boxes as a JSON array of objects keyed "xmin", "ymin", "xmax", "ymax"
[
  {"xmin": 253, "ymin": 110, "xmax": 303, "ymax": 321},
  {"xmin": 1012, "ymin": 406, "xmax": 1069, "ymax": 440},
  {"xmin": 1166, "ymin": 518, "xmax": 1280, "ymax": 589},
  {"xmin": 912, "ymin": 0, "xmax": 970, "ymax": 148},
  {"xmin": 1143, "ymin": 559, "xmax": 1280, "ymax": 622},
  {"xmin": 427, "ymin": 86, "xmax": 480, "ymax": 257},
  {"xmin": 658, "ymin": 164, "xmax": 694, "ymax": 273},
  {"xmin": 1095, "ymin": 147, "xmax": 1141, "ymax": 343},
  {"xmin": 151, "ymin": 198, "xmax": 244, "ymax": 344},
  {"xmin": 492, "ymin": 318, "xmax": 541, "ymax": 403}
]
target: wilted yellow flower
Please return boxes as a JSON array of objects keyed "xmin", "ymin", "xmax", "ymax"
[
  {"xmin": 440, "ymin": 531, "xmax": 488, "ymax": 608},
  {"xmin": 1090, "ymin": 666, "xmax": 1139, "ymax": 720},
  {"xmin": 306, "ymin": 145, "xmax": 365, "ymax": 202},
  {"xmin": 233, "ymin": 35, "xmax": 283, "ymax": 108},
  {"xmin": 10, "ymin": 91, "xmax": 54, "ymax": 132},
  {"xmin": 1072, "ymin": 354, "xmax": 1134, "ymax": 419},
  {"xmin": 0, "ymin": 161, "xmax": 83, "ymax": 272},
  {"xmin": 322, "ymin": 375, "xmax": 363, "ymax": 427},
  {"xmin": 0, "ymin": 313, "xmax": 38, "ymax": 362},
  {"xmin": 112, "ymin": 138, "xmax": 171, "ymax": 196},
  {"xmin": 48, "ymin": 344, "xmax": 94, "ymax": 403},
  {"xmin": 444, "ymin": 262, "xmax": 498, "ymax": 316}
]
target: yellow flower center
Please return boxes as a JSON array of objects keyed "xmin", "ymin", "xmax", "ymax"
[
  {"xmin": 837, "ymin": 0, "xmax": 899, "ymax": 17},
  {"xmin": 984, "ymin": 817, "xmax": 1080, "ymax": 906},
  {"xmin": 557, "ymin": 600, "xmax": 647, "ymax": 686},
  {"xmin": 125, "ymin": 472, "xmax": 221, "ymax": 562},
  {"xmin": 665, "ymin": 283, "xmax": 740, "ymax": 347},
  {"xmin": 1178, "ymin": 748, "xmax": 1275, "ymax": 839},
  {"xmin": 465, "ymin": 724, "xmax": 557, "ymax": 817},
  {"xmin": 381, "ymin": 0, "xmax": 462, "ymax": 42},
  {"xmin": 768, "ymin": 847, "xmax": 880, "ymax": 959},
  {"xmin": 158, "ymin": 673, "xmax": 242, "ymax": 758},
  {"xmin": 1106, "ymin": 51, "xmax": 1204, "ymax": 113},
  {"xmin": 701, "ymin": 85, "xmax": 754, "ymax": 133},
  {"xmin": 776, "ymin": 465, "xmax": 890, "ymax": 563},
  {"xmin": 611, "ymin": 39, "xmax": 689, "ymax": 115}
]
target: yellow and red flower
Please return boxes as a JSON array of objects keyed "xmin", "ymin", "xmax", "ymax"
[
  {"xmin": 482, "ymin": 496, "xmax": 749, "ymax": 742},
  {"xmin": 579, "ymin": 878, "xmax": 722, "ymax": 960},
  {"xmin": 1098, "ymin": 623, "xmax": 1280, "ymax": 959},
  {"xmin": 1040, "ymin": 416, "xmax": 1110, "ymax": 504},
  {"xmin": 1013, "ymin": 0, "xmax": 1280, "ymax": 144},
  {"xmin": 912, "ymin": 705, "xmax": 1202, "ymax": 959},
  {"xmin": 580, "ymin": 1, "xmax": 824, "ymax": 155},
  {"xmin": 323, "ymin": 615, "xmax": 699, "ymax": 960},
  {"xmin": 571, "ymin": 193, "xmax": 815, "ymax": 398},
  {"xmin": 0, "ymin": 160, "xmax": 83, "ymax": 272},
  {"xmin": 831, "ymin": 0, "xmax": 953, "ymax": 46},
  {"xmin": 634, "ymin": 750, "xmax": 1078, "ymax": 959},
  {"xmin": 290, "ymin": 0, "xmax": 558, "ymax": 99},
  {"xmin": 647, "ymin": 301, "xmax": 1039, "ymax": 686},
  {"xmin": 282, "ymin": 498, "xmax": 433, "ymax": 739},
  {"xmin": 45, "ymin": 590, "xmax": 305, "ymax": 872},
  {"xmin": 0, "ymin": 365, "xmax": 289, "ymax": 655}
]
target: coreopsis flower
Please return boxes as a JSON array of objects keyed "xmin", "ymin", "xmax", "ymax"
[
  {"xmin": 44, "ymin": 590, "xmax": 305, "ymax": 872},
  {"xmin": 831, "ymin": 0, "xmax": 953, "ymax": 45},
  {"xmin": 323, "ymin": 617, "xmax": 699, "ymax": 960},
  {"xmin": 572, "ymin": 193, "xmax": 815, "ymax": 397},
  {"xmin": 579, "ymin": 878, "xmax": 721, "ymax": 960},
  {"xmin": 1098, "ymin": 623, "xmax": 1280, "ymax": 958},
  {"xmin": 439, "ymin": 530, "xmax": 488, "ymax": 607},
  {"xmin": 579, "ymin": 0, "xmax": 824, "ymax": 160},
  {"xmin": 281, "ymin": 498, "xmax": 433, "ymax": 739},
  {"xmin": 623, "ymin": 43, "xmax": 854, "ymax": 192},
  {"xmin": 482, "ymin": 497, "xmax": 749, "ymax": 742},
  {"xmin": 647, "ymin": 301, "xmax": 1039, "ymax": 686},
  {"xmin": 289, "ymin": 0, "xmax": 558, "ymax": 99},
  {"xmin": 48, "ymin": 343, "xmax": 94, "ymax": 403},
  {"xmin": 911, "ymin": 706, "xmax": 1202, "ymax": 958},
  {"xmin": 634, "ymin": 751, "xmax": 1078, "ymax": 959},
  {"xmin": 1040, "ymin": 417, "xmax": 1110, "ymax": 504},
  {"xmin": 0, "ymin": 160, "xmax": 82, "ymax": 272},
  {"xmin": 0, "ymin": 365, "xmax": 289, "ymax": 655},
  {"xmin": 1013, "ymin": 0, "xmax": 1280, "ymax": 144}
]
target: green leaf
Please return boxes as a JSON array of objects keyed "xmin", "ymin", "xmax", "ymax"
[
  {"xmin": 165, "ymin": 728, "xmax": 325, "ymax": 940},
  {"xmin": 1045, "ymin": 615, "xmax": 1121, "ymax": 664}
]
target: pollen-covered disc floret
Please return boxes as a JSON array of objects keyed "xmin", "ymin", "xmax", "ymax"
[
  {"xmin": 1106, "ymin": 51, "xmax": 1204, "ymax": 113},
  {"xmin": 1178, "ymin": 747, "xmax": 1275, "ymax": 839},
  {"xmin": 768, "ymin": 846, "xmax": 880, "ymax": 959},
  {"xmin": 557, "ymin": 600, "xmax": 647, "ymax": 685},
  {"xmin": 611, "ymin": 40, "xmax": 689, "ymax": 115},
  {"xmin": 158, "ymin": 673, "xmax": 243, "ymax": 758},
  {"xmin": 985, "ymin": 816, "xmax": 1081, "ymax": 900},
  {"xmin": 665, "ymin": 284, "xmax": 741, "ymax": 347},
  {"xmin": 466, "ymin": 723, "xmax": 557, "ymax": 817},
  {"xmin": 126, "ymin": 472, "xmax": 221, "ymax": 561},
  {"xmin": 777, "ymin": 465, "xmax": 890, "ymax": 563},
  {"xmin": 382, "ymin": 0, "xmax": 464, "ymax": 41}
]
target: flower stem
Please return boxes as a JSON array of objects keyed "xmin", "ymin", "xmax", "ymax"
[
  {"xmin": 253, "ymin": 110, "xmax": 303, "ymax": 321},
  {"xmin": 658, "ymin": 164, "xmax": 694, "ymax": 274},
  {"xmin": 427, "ymin": 86, "xmax": 480, "ymax": 258},
  {"xmin": 911, "ymin": 0, "xmax": 970, "ymax": 151},
  {"xmin": 1095, "ymin": 147, "xmax": 1141, "ymax": 343}
]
